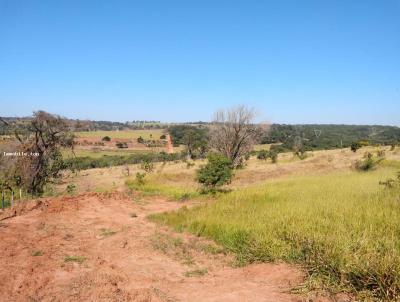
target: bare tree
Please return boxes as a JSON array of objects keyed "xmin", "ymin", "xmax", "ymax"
[{"xmin": 209, "ymin": 105, "xmax": 269, "ymax": 168}]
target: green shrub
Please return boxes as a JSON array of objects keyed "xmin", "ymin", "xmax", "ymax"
[
  {"xmin": 102, "ymin": 136, "xmax": 111, "ymax": 142},
  {"xmin": 351, "ymin": 142, "xmax": 362, "ymax": 152},
  {"xmin": 186, "ymin": 162, "xmax": 195, "ymax": 169},
  {"xmin": 270, "ymin": 151, "xmax": 278, "ymax": 163},
  {"xmin": 66, "ymin": 184, "xmax": 76, "ymax": 195},
  {"xmin": 196, "ymin": 153, "xmax": 233, "ymax": 191},
  {"xmin": 355, "ymin": 152, "xmax": 384, "ymax": 171},
  {"xmin": 115, "ymin": 142, "xmax": 128, "ymax": 148},
  {"xmin": 137, "ymin": 136, "xmax": 144, "ymax": 144},
  {"xmin": 257, "ymin": 150, "xmax": 269, "ymax": 160},
  {"xmin": 141, "ymin": 159, "xmax": 154, "ymax": 172}
]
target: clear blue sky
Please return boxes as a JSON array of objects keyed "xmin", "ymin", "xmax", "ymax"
[{"xmin": 0, "ymin": 0, "xmax": 399, "ymax": 125}]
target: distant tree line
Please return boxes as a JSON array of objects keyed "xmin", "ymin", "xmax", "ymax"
[{"xmin": 261, "ymin": 124, "xmax": 400, "ymax": 152}]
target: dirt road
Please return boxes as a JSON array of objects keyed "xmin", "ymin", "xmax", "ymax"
[{"xmin": 0, "ymin": 193, "xmax": 328, "ymax": 302}]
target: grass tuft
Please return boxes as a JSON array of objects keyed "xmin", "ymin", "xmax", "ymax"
[
  {"xmin": 184, "ymin": 268, "xmax": 208, "ymax": 277},
  {"xmin": 100, "ymin": 228, "xmax": 117, "ymax": 237},
  {"xmin": 31, "ymin": 250, "xmax": 43, "ymax": 256},
  {"xmin": 64, "ymin": 255, "xmax": 86, "ymax": 264}
]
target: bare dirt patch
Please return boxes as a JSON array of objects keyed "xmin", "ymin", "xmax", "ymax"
[{"xmin": 0, "ymin": 192, "xmax": 344, "ymax": 301}]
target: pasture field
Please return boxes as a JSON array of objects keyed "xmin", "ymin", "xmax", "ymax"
[{"xmin": 74, "ymin": 129, "xmax": 164, "ymax": 140}]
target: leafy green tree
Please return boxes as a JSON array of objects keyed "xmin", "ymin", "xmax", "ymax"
[
  {"xmin": 196, "ymin": 153, "xmax": 233, "ymax": 191},
  {"xmin": 183, "ymin": 129, "xmax": 208, "ymax": 159},
  {"xmin": 169, "ymin": 125, "xmax": 208, "ymax": 158}
]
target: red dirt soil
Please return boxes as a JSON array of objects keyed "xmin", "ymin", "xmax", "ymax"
[{"xmin": 0, "ymin": 193, "xmax": 346, "ymax": 302}]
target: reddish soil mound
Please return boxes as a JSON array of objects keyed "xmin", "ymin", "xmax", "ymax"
[{"xmin": 0, "ymin": 193, "xmax": 344, "ymax": 301}]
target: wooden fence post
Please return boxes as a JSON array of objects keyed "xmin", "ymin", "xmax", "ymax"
[
  {"xmin": 1, "ymin": 191, "xmax": 4, "ymax": 209},
  {"xmin": 11, "ymin": 190, "xmax": 14, "ymax": 208}
]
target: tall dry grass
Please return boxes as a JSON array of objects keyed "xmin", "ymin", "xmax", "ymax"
[{"xmin": 151, "ymin": 167, "xmax": 400, "ymax": 300}]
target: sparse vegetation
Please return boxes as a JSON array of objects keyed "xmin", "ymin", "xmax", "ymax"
[
  {"xmin": 135, "ymin": 172, "xmax": 146, "ymax": 185},
  {"xmin": 64, "ymin": 255, "xmax": 86, "ymax": 264},
  {"xmin": 256, "ymin": 150, "xmax": 269, "ymax": 160},
  {"xmin": 31, "ymin": 250, "xmax": 43, "ymax": 256},
  {"xmin": 379, "ymin": 171, "xmax": 400, "ymax": 189},
  {"xmin": 66, "ymin": 184, "xmax": 76, "ymax": 195},
  {"xmin": 99, "ymin": 228, "xmax": 117, "ymax": 237},
  {"xmin": 354, "ymin": 152, "xmax": 384, "ymax": 171},
  {"xmin": 141, "ymin": 158, "xmax": 154, "ymax": 173},
  {"xmin": 184, "ymin": 268, "xmax": 208, "ymax": 277}
]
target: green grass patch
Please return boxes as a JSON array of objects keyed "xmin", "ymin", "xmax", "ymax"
[
  {"xmin": 31, "ymin": 250, "xmax": 43, "ymax": 256},
  {"xmin": 151, "ymin": 168, "xmax": 400, "ymax": 300},
  {"xmin": 184, "ymin": 268, "xmax": 208, "ymax": 277},
  {"xmin": 64, "ymin": 255, "xmax": 86, "ymax": 264},
  {"xmin": 125, "ymin": 175, "xmax": 200, "ymax": 201},
  {"xmin": 99, "ymin": 228, "xmax": 117, "ymax": 237}
]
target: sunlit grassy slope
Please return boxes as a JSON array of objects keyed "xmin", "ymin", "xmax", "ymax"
[{"xmin": 151, "ymin": 167, "xmax": 400, "ymax": 300}]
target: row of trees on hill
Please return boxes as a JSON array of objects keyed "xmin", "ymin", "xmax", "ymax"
[{"xmin": 262, "ymin": 124, "xmax": 400, "ymax": 151}]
